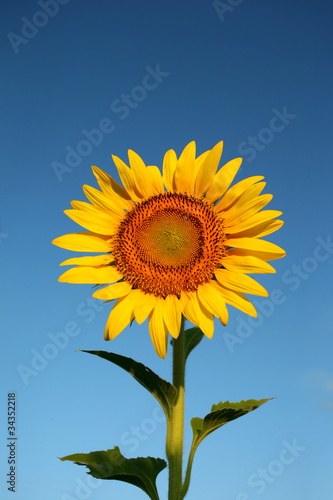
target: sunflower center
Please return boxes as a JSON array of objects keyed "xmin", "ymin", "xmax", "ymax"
[
  {"xmin": 136, "ymin": 209, "xmax": 202, "ymax": 267},
  {"xmin": 112, "ymin": 192, "xmax": 225, "ymax": 298}
]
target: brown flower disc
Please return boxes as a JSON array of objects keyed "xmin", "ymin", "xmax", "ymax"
[{"xmin": 111, "ymin": 193, "xmax": 226, "ymax": 297}]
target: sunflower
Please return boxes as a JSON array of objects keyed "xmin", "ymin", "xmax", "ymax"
[{"xmin": 52, "ymin": 141, "xmax": 285, "ymax": 358}]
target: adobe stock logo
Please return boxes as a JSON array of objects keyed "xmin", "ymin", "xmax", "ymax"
[
  {"xmin": 237, "ymin": 106, "xmax": 296, "ymax": 163},
  {"xmin": 213, "ymin": 0, "xmax": 245, "ymax": 23},
  {"xmin": 234, "ymin": 439, "xmax": 306, "ymax": 499},
  {"xmin": 120, "ymin": 406, "xmax": 165, "ymax": 454},
  {"xmin": 247, "ymin": 439, "xmax": 306, "ymax": 494},
  {"xmin": 223, "ymin": 235, "xmax": 333, "ymax": 353},
  {"xmin": 7, "ymin": 0, "xmax": 71, "ymax": 54},
  {"xmin": 51, "ymin": 64, "xmax": 170, "ymax": 183}
]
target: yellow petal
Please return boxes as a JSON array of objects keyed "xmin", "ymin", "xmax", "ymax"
[
  {"xmin": 163, "ymin": 149, "xmax": 177, "ymax": 192},
  {"xmin": 220, "ymin": 314, "xmax": 229, "ymax": 327},
  {"xmin": 230, "ymin": 219, "xmax": 284, "ymax": 239},
  {"xmin": 188, "ymin": 150, "xmax": 210, "ymax": 194},
  {"xmin": 229, "ymin": 248, "xmax": 283, "ymax": 262},
  {"xmin": 174, "ymin": 141, "xmax": 196, "ymax": 192},
  {"xmin": 194, "ymin": 141, "xmax": 223, "ymax": 196},
  {"xmin": 205, "ymin": 157, "xmax": 243, "ymax": 203},
  {"xmin": 217, "ymin": 285, "xmax": 257, "ymax": 317},
  {"xmin": 180, "ymin": 292, "xmax": 199, "ymax": 326},
  {"xmin": 226, "ymin": 237, "xmax": 286, "ymax": 261},
  {"xmin": 194, "ymin": 292, "xmax": 214, "ymax": 339},
  {"xmin": 221, "ymin": 181, "xmax": 266, "ymax": 217},
  {"xmin": 58, "ymin": 265, "xmax": 122, "ymax": 284},
  {"xmin": 226, "ymin": 210, "xmax": 283, "ymax": 234},
  {"xmin": 149, "ymin": 300, "xmax": 169, "ymax": 359},
  {"xmin": 184, "ymin": 292, "xmax": 214, "ymax": 339},
  {"xmin": 64, "ymin": 209, "xmax": 118, "ymax": 235},
  {"xmin": 91, "ymin": 165, "xmax": 131, "ymax": 201},
  {"xmin": 52, "ymin": 232, "xmax": 111, "ymax": 252},
  {"xmin": 133, "ymin": 291, "xmax": 157, "ymax": 324},
  {"xmin": 224, "ymin": 192, "xmax": 272, "ymax": 227},
  {"xmin": 93, "ymin": 281, "xmax": 132, "ymax": 300},
  {"xmin": 222, "ymin": 253, "xmax": 276, "ymax": 274},
  {"xmin": 70, "ymin": 200, "xmax": 97, "ymax": 211},
  {"xmin": 215, "ymin": 176, "xmax": 264, "ymax": 212},
  {"xmin": 197, "ymin": 282, "xmax": 229, "ymax": 326},
  {"xmin": 162, "ymin": 295, "xmax": 182, "ymax": 339},
  {"xmin": 146, "ymin": 165, "xmax": 165, "ymax": 194},
  {"xmin": 128, "ymin": 149, "xmax": 154, "ymax": 198},
  {"xmin": 69, "ymin": 199, "xmax": 122, "ymax": 220},
  {"xmin": 60, "ymin": 255, "xmax": 112, "ymax": 266},
  {"xmin": 83, "ymin": 184, "xmax": 128, "ymax": 217},
  {"xmin": 112, "ymin": 154, "xmax": 141, "ymax": 201},
  {"xmin": 215, "ymin": 269, "xmax": 268, "ymax": 296},
  {"xmin": 104, "ymin": 292, "xmax": 136, "ymax": 340}
]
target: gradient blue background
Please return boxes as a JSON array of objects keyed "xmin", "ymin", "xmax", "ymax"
[{"xmin": 1, "ymin": 1, "xmax": 333, "ymax": 499}]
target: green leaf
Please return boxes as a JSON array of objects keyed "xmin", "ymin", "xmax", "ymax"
[
  {"xmin": 183, "ymin": 326, "xmax": 205, "ymax": 361},
  {"xmin": 80, "ymin": 350, "xmax": 177, "ymax": 418},
  {"xmin": 60, "ymin": 446, "xmax": 166, "ymax": 500},
  {"xmin": 170, "ymin": 326, "xmax": 204, "ymax": 361},
  {"xmin": 182, "ymin": 398, "xmax": 273, "ymax": 497},
  {"xmin": 191, "ymin": 398, "xmax": 273, "ymax": 450}
]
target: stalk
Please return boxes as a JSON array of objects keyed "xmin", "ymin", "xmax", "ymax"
[{"xmin": 166, "ymin": 316, "xmax": 185, "ymax": 500}]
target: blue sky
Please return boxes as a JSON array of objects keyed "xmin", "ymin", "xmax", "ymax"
[{"xmin": 1, "ymin": 0, "xmax": 333, "ymax": 499}]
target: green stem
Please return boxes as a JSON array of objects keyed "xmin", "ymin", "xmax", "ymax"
[
  {"xmin": 166, "ymin": 316, "xmax": 185, "ymax": 500},
  {"xmin": 181, "ymin": 447, "xmax": 195, "ymax": 498}
]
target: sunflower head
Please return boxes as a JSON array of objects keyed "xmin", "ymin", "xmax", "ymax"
[{"xmin": 53, "ymin": 141, "xmax": 285, "ymax": 358}]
